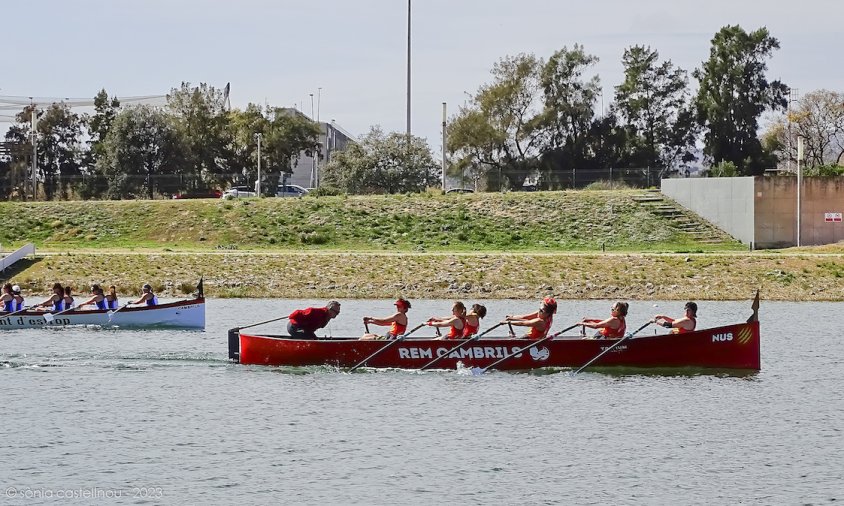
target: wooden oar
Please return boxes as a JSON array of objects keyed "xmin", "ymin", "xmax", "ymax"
[
  {"xmin": 572, "ymin": 321, "xmax": 653, "ymax": 375},
  {"xmin": 349, "ymin": 323, "xmax": 425, "ymax": 372},
  {"xmin": 419, "ymin": 322, "xmax": 505, "ymax": 371},
  {"xmin": 107, "ymin": 303, "xmax": 132, "ymax": 323},
  {"xmin": 475, "ymin": 323, "xmax": 580, "ymax": 375},
  {"xmin": 1, "ymin": 304, "xmax": 39, "ymax": 318},
  {"xmin": 236, "ymin": 315, "xmax": 289, "ymax": 331},
  {"xmin": 42, "ymin": 302, "xmax": 79, "ymax": 323}
]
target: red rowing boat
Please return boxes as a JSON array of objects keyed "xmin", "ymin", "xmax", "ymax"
[{"xmin": 228, "ymin": 296, "xmax": 761, "ymax": 372}]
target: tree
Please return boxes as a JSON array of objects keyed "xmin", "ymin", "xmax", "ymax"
[
  {"xmin": 615, "ymin": 45, "xmax": 697, "ymax": 177},
  {"xmin": 448, "ymin": 53, "xmax": 545, "ymax": 190},
  {"xmin": 167, "ymin": 82, "xmax": 233, "ymax": 189},
  {"xmin": 321, "ymin": 126, "xmax": 439, "ymax": 194},
  {"xmin": 694, "ymin": 25, "xmax": 789, "ymax": 175},
  {"xmin": 36, "ymin": 103, "xmax": 84, "ymax": 200},
  {"xmin": 762, "ymin": 89, "xmax": 844, "ymax": 169},
  {"xmin": 536, "ymin": 45, "xmax": 601, "ymax": 188},
  {"xmin": 97, "ymin": 106, "xmax": 187, "ymax": 199},
  {"xmin": 80, "ymin": 89, "xmax": 121, "ymax": 198},
  {"xmin": 228, "ymin": 104, "xmax": 269, "ymax": 187},
  {"xmin": 259, "ymin": 107, "xmax": 321, "ymax": 193}
]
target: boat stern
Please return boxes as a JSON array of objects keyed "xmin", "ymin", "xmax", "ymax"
[{"xmin": 228, "ymin": 328, "xmax": 241, "ymax": 363}]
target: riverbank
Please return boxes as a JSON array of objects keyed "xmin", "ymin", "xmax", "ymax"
[{"xmin": 8, "ymin": 250, "xmax": 844, "ymax": 301}]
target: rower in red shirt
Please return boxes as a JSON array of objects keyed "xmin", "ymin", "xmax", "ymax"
[
  {"xmin": 288, "ymin": 300, "xmax": 341, "ymax": 340},
  {"xmin": 360, "ymin": 298, "xmax": 411, "ymax": 340},
  {"xmin": 652, "ymin": 301, "xmax": 697, "ymax": 334},
  {"xmin": 427, "ymin": 301, "xmax": 467, "ymax": 339}
]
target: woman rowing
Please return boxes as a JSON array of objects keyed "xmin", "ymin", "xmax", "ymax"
[
  {"xmin": 426, "ymin": 301, "xmax": 466, "ymax": 340},
  {"xmin": 1, "ymin": 283, "xmax": 14, "ymax": 312},
  {"xmin": 361, "ymin": 298, "xmax": 411, "ymax": 340},
  {"xmin": 580, "ymin": 301, "xmax": 628, "ymax": 339},
  {"xmin": 105, "ymin": 285, "xmax": 119, "ymax": 310},
  {"xmin": 504, "ymin": 301, "xmax": 554, "ymax": 340},
  {"xmin": 11, "ymin": 285, "xmax": 24, "ymax": 311},
  {"xmin": 77, "ymin": 284, "xmax": 107, "ymax": 310},
  {"xmin": 504, "ymin": 297, "xmax": 557, "ymax": 336},
  {"xmin": 33, "ymin": 282, "xmax": 65, "ymax": 311},
  {"xmin": 63, "ymin": 286, "xmax": 74, "ymax": 311},
  {"xmin": 130, "ymin": 284, "xmax": 158, "ymax": 306},
  {"xmin": 463, "ymin": 303, "xmax": 487, "ymax": 337},
  {"xmin": 652, "ymin": 302, "xmax": 697, "ymax": 334}
]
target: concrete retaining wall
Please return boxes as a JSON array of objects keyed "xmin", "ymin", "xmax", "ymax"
[
  {"xmin": 661, "ymin": 177, "xmax": 755, "ymax": 244},
  {"xmin": 662, "ymin": 176, "xmax": 844, "ymax": 248}
]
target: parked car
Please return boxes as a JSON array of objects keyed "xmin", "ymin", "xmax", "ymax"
[
  {"xmin": 275, "ymin": 184, "xmax": 309, "ymax": 197},
  {"xmin": 173, "ymin": 189, "xmax": 223, "ymax": 199},
  {"xmin": 221, "ymin": 186, "xmax": 257, "ymax": 199}
]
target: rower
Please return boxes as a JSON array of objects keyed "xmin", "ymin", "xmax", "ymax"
[
  {"xmin": 78, "ymin": 284, "xmax": 107, "ymax": 310},
  {"xmin": 288, "ymin": 300, "xmax": 341, "ymax": 340},
  {"xmin": 426, "ymin": 301, "xmax": 466, "ymax": 340},
  {"xmin": 653, "ymin": 302, "xmax": 697, "ymax": 333},
  {"xmin": 11, "ymin": 285, "xmax": 24, "ymax": 311},
  {"xmin": 63, "ymin": 286, "xmax": 75, "ymax": 311},
  {"xmin": 580, "ymin": 301, "xmax": 628, "ymax": 339},
  {"xmin": 504, "ymin": 302, "xmax": 553, "ymax": 340},
  {"xmin": 463, "ymin": 303, "xmax": 487, "ymax": 337},
  {"xmin": 33, "ymin": 283, "xmax": 65, "ymax": 312},
  {"xmin": 1, "ymin": 283, "xmax": 14, "ymax": 312},
  {"xmin": 504, "ymin": 297, "xmax": 556, "ymax": 338},
  {"xmin": 105, "ymin": 285, "xmax": 119, "ymax": 309},
  {"xmin": 361, "ymin": 298, "xmax": 410, "ymax": 340},
  {"xmin": 130, "ymin": 284, "xmax": 158, "ymax": 306}
]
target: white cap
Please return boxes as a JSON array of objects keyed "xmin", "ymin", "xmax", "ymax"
[{"xmin": 11, "ymin": 285, "xmax": 20, "ymax": 293}]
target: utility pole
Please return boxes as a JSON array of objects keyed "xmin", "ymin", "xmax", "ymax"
[
  {"xmin": 797, "ymin": 135, "xmax": 804, "ymax": 247},
  {"xmin": 406, "ymin": 0, "xmax": 412, "ymax": 145},
  {"xmin": 442, "ymin": 102, "xmax": 447, "ymax": 190},
  {"xmin": 30, "ymin": 106, "xmax": 37, "ymax": 200},
  {"xmin": 255, "ymin": 133, "xmax": 262, "ymax": 197}
]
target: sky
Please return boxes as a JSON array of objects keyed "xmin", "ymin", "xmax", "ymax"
[{"xmin": 2, "ymin": 0, "xmax": 842, "ymax": 151}]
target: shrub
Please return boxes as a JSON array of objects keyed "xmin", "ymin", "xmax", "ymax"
[{"xmin": 584, "ymin": 180, "xmax": 633, "ymax": 190}]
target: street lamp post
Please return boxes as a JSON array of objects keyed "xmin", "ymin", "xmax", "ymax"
[
  {"xmin": 406, "ymin": 0, "xmax": 412, "ymax": 144},
  {"xmin": 255, "ymin": 133, "xmax": 262, "ymax": 197}
]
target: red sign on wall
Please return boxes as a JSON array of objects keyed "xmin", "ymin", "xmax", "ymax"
[{"xmin": 825, "ymin": 212, "xmax": 843, "ymax": 223}]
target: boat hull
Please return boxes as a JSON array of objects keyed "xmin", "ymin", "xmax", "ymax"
[
  {"xmin": 232, "ymin": 321, "xmax": 760, "ymax": 371},
  {"xmin": 0, "ymin": 298, "xmax": 205, "ymax": 329}
]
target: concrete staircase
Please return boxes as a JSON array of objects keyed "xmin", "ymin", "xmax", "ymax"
[{"xmin": 632, "ymin": 191, "xmax": 729, "ymax": 244}]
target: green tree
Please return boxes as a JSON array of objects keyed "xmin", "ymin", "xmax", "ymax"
[
  {"xmin": 228, "ymin": 103, "xmax": 270, "ymax": 187},
  {"xmin": 80, "ymin": 89, "xmax": 121, "ymax": 198},
  {"xmin": 259, "ymin": 108, "xmax": 321, "ymax": 193},
  {"xmin": 448, "ymin": 53, "xmax": 544, "ymax": 190},
  {"xmin": 321, "ymin": 126, "xmax": 438, "ymax": 194},
  {"xmin": 36, "ymin": 103, "xmax": 84, "ymax": 200},
  {"xmin": 536, "ymin": 45, "xmax": 601, "ymax": 188},
  {"xmin": 694, "ymin": 25, "xmax": 789, "ymax": 175},
  {"xmin": 97, "ymin": 106, "xmax": 187, "ymax": 199},
  {"xmin": 615, "ymin": 45, "xmax": 697, "ymax": 177},
  {"xmin": 167, "ymin": 82, "xmax": 233, "ymax": 189}
]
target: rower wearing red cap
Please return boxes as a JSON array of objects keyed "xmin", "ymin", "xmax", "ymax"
[{"xmin": 361, "ymin": 297, "xmax": 411, "ymax": 340}]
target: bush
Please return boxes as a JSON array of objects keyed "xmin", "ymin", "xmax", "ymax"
[
  {"xmin": 707, "ymin": 161, "xmax": 739, "ymax": 177},
  {"xmin": 308, "ymin": 186, "xmax": 343, "ymax": 197},
  {"xmin": 584, "ymin": 180, "xmax": 633, "ymax": 190},
  {"xmin": 804, "ymin": 164, "xmax": 844, "ymax": 177}
]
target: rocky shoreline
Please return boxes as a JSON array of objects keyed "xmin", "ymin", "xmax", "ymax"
[{"xmin": 7, "ymin": 251, "xmax": 844, "ymax": 301}]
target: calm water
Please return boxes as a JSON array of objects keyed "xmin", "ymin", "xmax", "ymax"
[{"xmin": 0, "ymin": 299, "xmax": 840, "ymax": 505}]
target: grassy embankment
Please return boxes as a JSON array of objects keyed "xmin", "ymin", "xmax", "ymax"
[{"xmin": 1, "ymin": 191, "xmax": 842, "ymax": 300}]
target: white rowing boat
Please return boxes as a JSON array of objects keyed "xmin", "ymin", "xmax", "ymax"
[{"xmin": 0, "ymin": 297, "xmax": 205, "ymax": 329}]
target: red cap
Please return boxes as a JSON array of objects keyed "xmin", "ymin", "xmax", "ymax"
[{"xmin": 394, "ymin": 298, "xmax": 411, "ymax": 309}]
